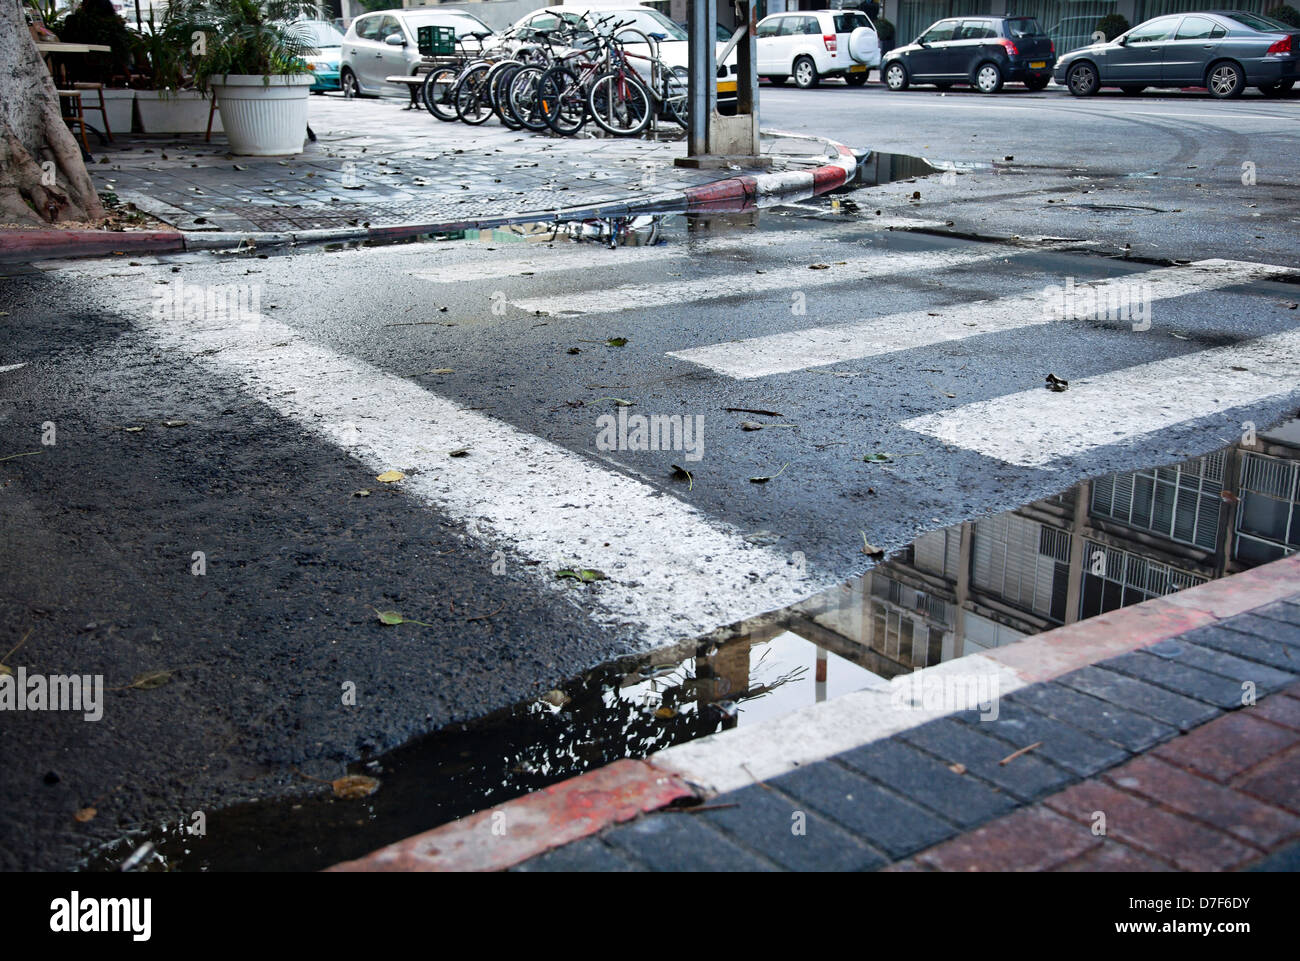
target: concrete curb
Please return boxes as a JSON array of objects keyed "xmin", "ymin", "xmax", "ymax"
[
  {"xmin": 325, "ymin": 760, "xmax": 696, "ymax": 873},
  {"xmin": 4, "ymin": 131, "xmax": 860, "ymax": 263},
  {"xmin": 329, "ymin": 552, "xmax": 1300, "ymax": 871},
  {"xmin": 0, "ymin": 228, "xmax": 184, "ymax": 262}
]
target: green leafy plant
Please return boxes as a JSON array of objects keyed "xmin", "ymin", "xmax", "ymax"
[
  {"xmin": 1095, "ymin": 13, "xmax": 1131, "ymax": 41},
  {"xmin": 1267, "ymin": 4, "xmax": 1300, "ymax": 27},
  {"xmin": 131, "ymin": 9, "xmax": 192, "ymax": 91},
  {"xmin": 169, "ymin": 0, "xmax": 319, "ymax": 91}
]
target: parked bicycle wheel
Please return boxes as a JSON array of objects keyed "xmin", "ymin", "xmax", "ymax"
[
  {"xmin": 587, "ymin": 71, "xmax": 651, "ymax": 136},
  {"xmin": 421, "ymin": 67, "xmax": 460, "ymax": 123},
  {"xmin": 662, "ymin": 66, "xmax": 688, "ymax": 128},
  {"xmin": 538, "ymin": 65, "xmax": 587, "ymax": 136},
  {"xmin": 507, "ymin": 65, "xmax": 551, "ymax": 132},
  {"xmin": 489, "ymin": 61, "xmax": 524, "ymax": 128},
  {"xmin": 455, "ymin": 64, "xmax": 494, "ymax": 125}
]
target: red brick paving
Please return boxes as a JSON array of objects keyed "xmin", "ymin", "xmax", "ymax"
[
  {"xmin": 915, "ymin": 806, "xmax": 1099, "ymax": 872},
  {"xmin": 1152, "ymin": 712, "xmax": 1300, "ymax": 783},
  {"xmin": 904, "ymin": 693, "xmax": 1300, "ymax": 872},
  {"xmin": 1103, "ymin": 754, "xmax": 1300, "ymax": 848},
  {"xmin": 1237, "ymin": 749, "xmax": 1300, "ymax": 815},
  {"xmin": 1044, "ymin": 780, "xmax": 1258, "ymax": 871}
]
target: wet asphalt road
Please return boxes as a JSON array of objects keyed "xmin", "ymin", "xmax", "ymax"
[
  {"xmin": 3, "ymin": 90, "xmax": 1300, "ymax": 869},
  {"xmin": 762, "ymin": 83, "xmax": 1300, "ymax": 266}
]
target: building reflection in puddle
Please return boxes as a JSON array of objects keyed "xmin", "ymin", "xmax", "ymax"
[{"xmin": 698, "ymin": 418, "xmax": 1300, "ymax": 724}]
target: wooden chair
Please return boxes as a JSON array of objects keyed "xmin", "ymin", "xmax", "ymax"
[
  {"xmin": 57, "ymin": 89, "xmax": 90, "ymax": 153},
  {"xmin": 72, "ymin": 82, "xmax": 113, "ymax": 142}
]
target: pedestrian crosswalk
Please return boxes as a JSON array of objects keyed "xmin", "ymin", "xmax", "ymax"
[
  {"xmin": 667, "ymin": 259, "xmax": 1291, "ymax": 379},
  {"xmin": 42, "ymin": 222, "xmax": 1300, "ymax": 647}
]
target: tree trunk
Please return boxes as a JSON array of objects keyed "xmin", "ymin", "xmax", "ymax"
[{"xmin": 0, "ymin": 2, "xmax": 105, "ymax": 225}]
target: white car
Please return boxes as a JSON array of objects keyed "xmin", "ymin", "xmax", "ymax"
[
  {"xmin": 339, "ymin": 8, "xmax": 496, "ymax": 98},
  {"xmin": 756, "ymin": 8, "xmax": 881, "ymax": 88},
  {"xmin": 506, "ymin": 4, "xmax": 739, "ymax": 100}
]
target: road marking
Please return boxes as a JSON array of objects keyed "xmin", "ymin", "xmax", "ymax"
[
  {"xmin": 407, "ymin": 219, "xmax": 945, "ymax": 285},
  {"xmin": 667, "ymin": 258, "xmax": 1290, "ymax": 380},
  {"xmin": 0, "ymin": 363, "xmax": 27, "ymax": 374},
  {"xmin": 131, "ymin": 308, "xmax": 830, "ymax": 645},
  {"xmin": 902, "ymin": 325, "xmax": 1300, "ymax": 467},
  {"xmin": 1128, "ymin": 111, "xmax": 1295, "ymax": 122},
  {"xmin": 516, "ymin": 245, "xmax": 1015, "ymax": 315}
]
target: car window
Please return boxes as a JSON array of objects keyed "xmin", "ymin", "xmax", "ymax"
[
  {"xmin": 376, "ymin": 16, "xmax": 402, "ymax": 41},
  {"xmin": 777, "ymin": 17, "xmax": 801, "ymax": 36},
  {"xmin": 920, "ymin": 21, "xmax": 956, "ymax": 44},
  {"xmin": 757, "ymin": 18, "xmax": 780, "ymax": 39},
  {"xmin": 802, "ymin": 17, "xmax": 822, "ymax": 35},
  {"xmin": 1004, "ymin": 17, "xmax": 1043, "ymax": 38},
  {"xmin": 1225, "ymin": 12, "xmax": 1289, "ymax": 31},
  {"xmin": 959, "ymin": 20, "xmax": 996, "ymax": 40},
  {"xmin": 1126, "ymin": 17, "xmax": 1178, "ymax": 43},
  {"xmin": 1175, "ymin": 16, "xmax": 1217, "ymax": 40},
  {"xmin": 833, "ymin": 12, "xmax": 870, "ymax": 33},
  {"xmin": 354, "ymin": 15, "xmax": 380, "ymax": 40}
]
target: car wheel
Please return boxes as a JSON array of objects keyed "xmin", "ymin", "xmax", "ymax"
[
  {"xmin": 1207, "ymin": 60, "xmax": 1245, "ymax": 98},
  {"xmin": 844, "ymin": 73, "xmax": 868, "ymax": 86},
  {"xmin": 340, "ymin": 68, "xmax": 360, "ymax": 100},
  {"xmin": 974, "ymin": 61, "xmax": 1004, "ymax": 94},
  {"xmin": 793, "ymin": 56, "xmax": 819, "ymax": 89},
  {"xmin": 884, "ymin": 61, "xmax": 908, "ymax": 91},
  {"xmin": 1066, "ymin": 61, "xmax": 1099, "ymax": 97},
  {"xmin": 1024, "ymin": 76, "xmax": 1049, "ymax": 91},
  {"xmin": 1120, "ymin": 85, "xmax": 1145, "ymax": 95}
]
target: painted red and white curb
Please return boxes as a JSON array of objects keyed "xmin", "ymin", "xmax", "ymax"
[
  {"xmin": 329, "ymin": 551, "xmax": 1300, "ymax": 872},
  {"xmin": 0, "ymin": 227, "xmax": 184, "ymax": 261},
  {"xmin": 2, "ymin": 132, "xmax": 861, "ymax": 262}
]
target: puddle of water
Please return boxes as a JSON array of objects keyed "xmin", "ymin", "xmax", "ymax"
[{"xmin": 83, "ymin": 420, "xmax": 1300, "ymax": 872}]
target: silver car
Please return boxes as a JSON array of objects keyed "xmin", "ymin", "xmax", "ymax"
[
  {"xmin": 1055, "ymin": 10, "xmax": 1300, "ymax": 98},
  {"xmin": 339, "ymin": 8, "xmax": 495, "ymax": 98}
]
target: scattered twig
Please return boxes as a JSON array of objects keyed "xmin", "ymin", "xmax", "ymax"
[
  {"xmin": 724, "ymin": 407, "xmax": 782, "ymax": 417},
  {"xmin": 465, "ymin": 601, "xmax": 506, "ymax": 622},
  {"xmin": 670, "ymin": 803, "xmax": 740, "ymax": 814},
  {"xmin": 0, "ymin": 627, "xmax": 34, "ymax": 671},
  {"xmin": 0, "ymin": 451, "xmax": 40, "ymax": 463},
  {"xmin": 999, "ymin": 741, "xmax": 1043, "ymax": 766}
]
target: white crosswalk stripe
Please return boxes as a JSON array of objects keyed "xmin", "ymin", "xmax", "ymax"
[
  {"xmin": 408, "ymin": 218, "xmax": 945, "ymax": 286},
  {"xmin": 516, "ymin": 245, "xmax": 1017, "ymax": 315},
  {"xmin": 902, "ymin": 326, "xmax": 1300, "ymax": 468},
  {"xmin": 127, "ymin": 303, "xmax": 830, "ymax": 645},
  {"xmin": 667, "ymin": 259, "xmax": 1292, "ymax": 379}
]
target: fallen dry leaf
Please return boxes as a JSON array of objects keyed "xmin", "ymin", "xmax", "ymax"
[
  {"xmin": 332, "ymin": 775, "xmax": 380, "ymax": 800},
  {"xmin": 376, "ymin": 469, "xmax": 405, "ymax": 483},
  {"xmin": 74, "ymin": 807, "xmax": 97, "ymax": 823}
]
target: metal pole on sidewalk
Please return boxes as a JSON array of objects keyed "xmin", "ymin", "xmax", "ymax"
[{"xmin": 687, "ymin": 0, "xmax": 716, "ymax": 156}]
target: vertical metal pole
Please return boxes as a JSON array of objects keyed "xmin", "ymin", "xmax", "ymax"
[
  {"xmin": 737, "ymin": 0, "xmax": 758, "ymax": 127},
  {"xmin": 687, "ymin": 0, "xmax": 716, "ymax": 156}
]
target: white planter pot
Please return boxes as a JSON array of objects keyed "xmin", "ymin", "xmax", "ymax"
[
  {"xmin": 135, "ymin": 90, "xmax": 221, "ymax": 134},
  {"xmin": 211, "ymin": 75, "xmax": 313, "ymax": 156},
  {"xmin": 101, "ymin": 88, "xmax": 135, "ymax": 136}
]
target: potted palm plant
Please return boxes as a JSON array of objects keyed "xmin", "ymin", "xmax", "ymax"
[
  {"xmin": 132, "ymin": 10, "xmax": 222, "ymax": 135},
  {"xmin": 171, "ymin": 0, "xmax": 317, "ymax": 155}
]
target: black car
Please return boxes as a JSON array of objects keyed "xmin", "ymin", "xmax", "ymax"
[{"xmin": 883, "ymin": 16, "xmax": 1056, "ymax": 93}]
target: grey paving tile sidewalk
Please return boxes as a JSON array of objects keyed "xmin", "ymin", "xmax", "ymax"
[
  {"xmin": 91, "ymin": 94, "xmax": 837, "ymax": 233},
  {"xmin": 513, "ymin": 593, "xmax": 1300, "ymax": 872}
]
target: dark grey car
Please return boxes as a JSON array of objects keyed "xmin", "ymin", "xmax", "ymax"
[{"xmin": 1055, "ymin": 10, "xmax": 1300, "ymax": 98}]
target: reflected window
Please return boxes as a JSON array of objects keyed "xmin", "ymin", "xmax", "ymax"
[{"xmin": 1235, "ymin": 453, "xmax": 1300, "ymax": 563}]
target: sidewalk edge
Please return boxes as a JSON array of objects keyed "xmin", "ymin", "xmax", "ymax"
[{"xmin": 326, "ymin": 552, "xmax": 1300, "ymax": 871}]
